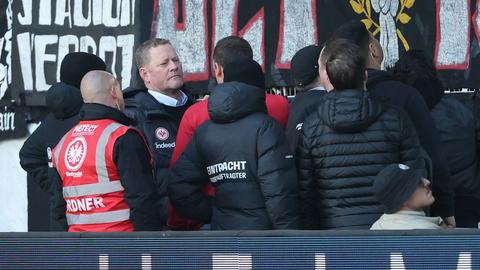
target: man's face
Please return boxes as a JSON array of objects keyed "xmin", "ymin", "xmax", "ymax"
[
  {"xmin": 140, "ymin": 44, "xmax": 184, "ymax": 92},
  {"xmin": 404, "ymin": 178, "xmax": 435, "ymax": 211}
]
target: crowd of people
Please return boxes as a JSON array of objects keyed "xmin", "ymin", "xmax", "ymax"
[{"xmin": 18, "ymin": 20, "xmax": 480, "ymax": 232}]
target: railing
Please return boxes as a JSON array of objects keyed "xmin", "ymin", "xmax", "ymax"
[{"xmin": 1, "ymin": 229, "xmax": 479, "ymax": 269}]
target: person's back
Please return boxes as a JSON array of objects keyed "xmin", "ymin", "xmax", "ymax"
[
  {"xmin": 296, "ymin": 39, "xmax": 421, "ymax": 229},
  {"xmin": 51, "ymin": 71, "xmax": 161, "ymax": 232},
  {"xmin": 392, "ymin": 50, "xmax": 480, "ymax": 227},
  {"xmin": 19, "ymin": 52, "xmax": 107, "ymax": 230},
  {"xmin": 330, "ymin": 21, "xmax": 454, "ymax": 225},
  {"xmin": 286, "ymin": 45, "xmax": 326, "ymax": 152},
  {"xmin": 169, "ymin": 82, "xmax": 300, "ymax": 230}
]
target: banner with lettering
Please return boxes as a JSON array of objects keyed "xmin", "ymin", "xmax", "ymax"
[
  {"xmin": 8, "ymin": 0, "xmax": 141, "ymax": 102},
  {"xmin": 1, "ymin": 0, "xmax": 479, "ymax": 105},
  {"xmin": 152, "ymin": 0, "xmax": 480, "ymax": 90}
]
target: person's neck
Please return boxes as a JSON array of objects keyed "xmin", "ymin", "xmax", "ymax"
[
  {"xmin": 151, "ymin": 88, "xmax": 182, "ymax": 101},
  {"xmin": 398, "ymin": 206, "xmax": 423, "ymax": 212}
]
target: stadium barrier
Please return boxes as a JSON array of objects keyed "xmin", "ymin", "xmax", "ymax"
[{"xmin": 1, "ymin": 229, "xmax": 479, "ymax": 269}]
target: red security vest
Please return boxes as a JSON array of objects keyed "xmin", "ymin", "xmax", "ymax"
[{"xmin": 53, "ymin": 119, "xmax": 135, "ymax": 232}]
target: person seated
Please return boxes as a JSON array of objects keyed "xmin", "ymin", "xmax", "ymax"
[{"xmin": 371, "ymin": 163, "xmax": 447, "ymax": 230}]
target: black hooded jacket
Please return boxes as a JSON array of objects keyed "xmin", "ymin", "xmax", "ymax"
[
  {"xmin": 417, "ymin": 80, "xmax": 480, "ymax": 197},
  {"xmin": 19, "ymin": 82, "xmax": 83, "ymax": 231},
  {"xmin": 367, "ymin": 69, "xmax": 454, "ymax": 217},
  {"xmin": 296, "ymin": 89, "xmax": 421, "ymax": 229},
  {"xmin": 168, "ymin": 82, "xmax": 300, "ymax": 230},
  {"xmin": 123, "ymin": 87, "xmax": 194, "ymax": 222}
]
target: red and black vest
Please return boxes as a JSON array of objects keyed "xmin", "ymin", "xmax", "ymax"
[{"xmin": 53, "ymin": 119, "xmax": 135, "ymax": 232}]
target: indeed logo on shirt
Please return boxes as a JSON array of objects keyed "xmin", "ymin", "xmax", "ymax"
[{"xmin": 155, "ymin": 142, "xmax": 175, "ymax": 149}]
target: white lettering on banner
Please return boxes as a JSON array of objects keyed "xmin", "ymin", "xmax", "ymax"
[
  {"xmin": 39, "ymin": 0, "xmax": 51, "ymax": 25},
  {"xmin": 16, "ymin": 33, "xmax": 135, "ymax": 91},
  {"xmin": 212, "ymin": 253, "xmax": 252, "ymax": 270},
  {"xmin": 0, "ymin": 0, "xmax": 12, "ymax": 100},
  {"xmin": 155, "ymin": 0, "xmax": 209, "ymax": 81},
  {"xmin": 0, "ymin": 112, "xmax": 15, "ymax": 131},
  {"xmin": 66, "ymin": 197, "xmax": 106, "ymax": 212},
  {"xmin": 16, "ymin": 32, "xmax": 33, "ymax": 90},
  {"xmin": 55, "ymin": 0, "xmax": 73, "ymax": 28},
  {"xmin": 212, "ymin": 0, "xmax": 238, "ymax": 47},
  {"xmin": 17, "ymin": 0, "xmax": 32, "ymax": 25},
  {"xmin": 239, "ymin": 8, "xmax": 265, "ymax": 68},
  {"xmin": 275, "ymin": 0, "xmax": 317, "ymax": 69},
  {"xmin": 88, "ymin": 252, "xmax": 477, "ymax": 269},
  {"xmin": 314, "ymin": 253, "xmax": 326, "ymax": 270},
  {"xmin": 390, "ymin": 253, "xmax": 406, "ymax": 270},
  {"xmin": 435, "ymin": 0, "xmax": 470, "ymax": 69},
  {"xmin": 457, "ymin": 252, "xmax": 472, "ymax": 270},
  {"xmin": 35, "ymin": 35, "xmax": 58, "ymax": 91}
]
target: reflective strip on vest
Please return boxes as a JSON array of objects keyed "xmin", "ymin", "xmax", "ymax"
[
  {"xmin": 54, "ymin": 133, "xmax": 69, "ymax": 169},
  {"xmin": 96, "ymin": 123, "xmax": 123, "ymax": 183},
  {"xmin": 66, "ymin": 209, "xmax": 130, "ymax": 225},
  {"xmin": 63, "ymin": 180, "xmax": 124, "ymax": 198}
]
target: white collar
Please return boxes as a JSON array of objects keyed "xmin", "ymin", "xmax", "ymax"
[
  {"xmin": 309, "ymin": 86, "xmax": 325, "ymax": 91},
  {"xmin": 148, "ymin": 89, "xmax": 188, "ymax": 107}
]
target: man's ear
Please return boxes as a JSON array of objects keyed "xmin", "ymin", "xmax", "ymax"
[
  {"xmin": 369, "ymin": 42, "xmax": 379, "ymax": 58},
  {"xmin": 139, "ymin": 67, "xmax": 148, "ymax": 82},
  {"xmin": 214, "ymin": 62, "xmax": 224, "ymax": 83}
]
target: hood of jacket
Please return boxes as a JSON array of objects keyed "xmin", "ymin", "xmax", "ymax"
[
  {"xmin": 366, "ymin": 69, "xmax": 394, "ymax": 87},
  {"xmin": 319, "ymin": 89, "xmax": 386, "ymax": 133},
  {"xmin": 46, "ymin": 82, "xmax": 83, "ymax": 119},
  {"xmin": 208, "ymin": 81, "xmax": 267, "ymax": 123}
]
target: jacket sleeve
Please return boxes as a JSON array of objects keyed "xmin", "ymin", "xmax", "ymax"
[
  {"xmin": 19, "ymin": 124, "xmax": 51, "ymax": 193},
  {"xmin": 295, "ymin": 123, "xmax": 318, "ymax": 229},
  {"xmin": 257, "ymin": 119, "xmax": 301, "ymax": 229},
  {"xmin": 170, "ymin": 107, "xmax": 196, "ymax": 167},
  {"xmin": 50, "ymin": 168, "xmax": 68, "ymax": 231},
  {"xmin": 114, "ymin": 130, "xmax": 162, "ymax": 231},
  {"xmin": 168, "ymin": 134, "xmax": 212, "ymax": 223},
  {"xmin": 404, "ymin": 91, "xmax": 454, "ymax": 217}
]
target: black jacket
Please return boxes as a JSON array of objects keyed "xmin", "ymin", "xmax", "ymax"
[
  {"xmin": 367, "ymin": 69, "xmax": 454, "ymax": 217},
  {"xmin": 169, "ymin": 82, "xmax": 301, "ymax": 230},
  {"xmin": 19, "ymin": 82, "xmax": 83, "ymax": 230},
  {"xmin": 286, "ymin": 88, "xmax": 326, "ymax": 152},
  {"xmin": 123, "ymin": 87, "xmax": 194, "ymax": 222},
  {"xmin": 296, "ymin": 89, "xmax": 421, "ymax": 229},
  {"xmin": 51, "ymin": 103, "xmax": 163, "ymax": 231},
  {"xmin": 418, "ymin": 80, "xmax": 480, "ymax": 197}
]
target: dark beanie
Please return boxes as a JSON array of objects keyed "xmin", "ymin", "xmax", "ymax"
[
  {"xmin": 291, "ymin": 45, "xmax": 321, "ymax": 87},
  {"xmin": 373, "ymin": 163, "xmax": 424, "ymax": 214},
  {"xmin": 223, "ymin": 58, "xmax": 265, "ymax": 88},
  {"xmin": 60, "ymin": 52, "xmax": 107, "ymax": 88}
]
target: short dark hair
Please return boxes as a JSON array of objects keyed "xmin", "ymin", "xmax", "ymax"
[
  {"xmin": 324, "ymin": 38, "xmax": 367, "ymax": 90},
  {"xmin": 213, "ymin": 36, "xmax": 253, "ymax": 67},
  {"xmin": 391, "ymin": 50, "xmax": 437, "ymax": 87},
  {"xmin": 329, "ymin": 21, "xmax": 371, "ymax": 59},
  {"xmin": 135, "ymin": 38, "xmax": 171, "ymax": 68}
]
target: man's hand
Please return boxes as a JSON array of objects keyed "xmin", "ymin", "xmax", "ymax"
[{"xmin": 443, "ymin": 216, "xmax": 456, "ymax": 228}]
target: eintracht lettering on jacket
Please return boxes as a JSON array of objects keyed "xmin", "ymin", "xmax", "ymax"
[{"xmin": 206, "ymin": 161, "xmax": 247, "ymax": 183}]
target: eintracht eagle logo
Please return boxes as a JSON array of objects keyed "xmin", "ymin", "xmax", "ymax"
[
  {"xmin": 155, "ymin": 127, "xmax": 169, "ymax": 141},
  {"xmin": 64, "ymin": 136, "xmax": 87, "ymax": 171}
]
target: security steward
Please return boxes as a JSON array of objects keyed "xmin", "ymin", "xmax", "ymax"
[{"xmin": 51, "ymin": 70, "xmax": 162, "ymax": 232}]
